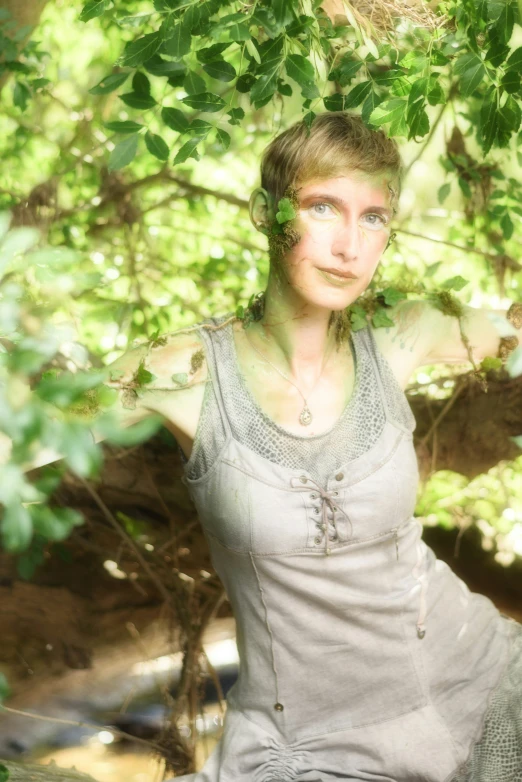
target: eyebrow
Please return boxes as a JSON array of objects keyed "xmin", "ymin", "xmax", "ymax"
[{"xmin": 300, "ymin": 193, "xmax": 393, "ymax": 218}]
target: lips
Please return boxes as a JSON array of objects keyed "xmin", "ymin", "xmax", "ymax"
[{"xmin": 320, "ymin": 268, "xmax": 357, "ymax": 279}]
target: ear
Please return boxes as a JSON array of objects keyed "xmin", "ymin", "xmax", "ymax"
[{"xmin": 249, "ymin": 187, "xmax": 275, "ymax": 235}]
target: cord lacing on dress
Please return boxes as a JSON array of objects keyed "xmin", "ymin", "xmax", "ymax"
[{"xmin": 302, "ymin": 475, "xmax": 353, "ymax": 556}]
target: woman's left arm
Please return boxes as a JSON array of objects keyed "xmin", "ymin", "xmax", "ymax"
[{"xmin": 417, "ymin": 300, "xmax": 520, "ymax": 366}]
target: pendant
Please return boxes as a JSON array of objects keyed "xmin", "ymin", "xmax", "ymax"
[{"xmin": 299, "ymin": 405, "xmax": 313, "ymax": 426}]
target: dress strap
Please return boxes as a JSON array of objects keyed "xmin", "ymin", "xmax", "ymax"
[
  {"xmin": 362, "ymin": 324, "xmax": 416, "ymax": 433},
  {"xmin": 196, "ymin": 316, "xmax": 233, "ymax": 438}
]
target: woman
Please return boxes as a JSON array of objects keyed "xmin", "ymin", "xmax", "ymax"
[{"xmin": 108, "ymin": 112, "xmax": 522, "ymax": 781}]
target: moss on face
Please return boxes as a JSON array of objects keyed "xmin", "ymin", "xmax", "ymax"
[{"xmin": 267, "ymin": 185, "xmax": 302, "ymax": 265}]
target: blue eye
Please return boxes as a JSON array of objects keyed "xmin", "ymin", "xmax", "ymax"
[
  {"xmin": 309, "ymin": 202, "xmax": 335, "ymax": 218},
  {"xmin": 364, "ymin": 213, "xmax": 388, "ymax": 229}
]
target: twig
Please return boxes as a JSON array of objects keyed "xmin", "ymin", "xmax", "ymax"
[
  {"xmin": 77, "ymin": 476, "xmax": 173, "ymax": 606},
  {"xmin": 419, "ymin": 380, "xmax": 466, "ymax": 448},
  {"xmin": 0, "ymin": 705, "xmax": 164, "ymax": 753},
  {"xmin": 403, "ymin": 101, "xmax": 449, "ymax": 178},
  {"xmin": 397, "ymin": 227, "xmax": 510, "ymax": 262}
]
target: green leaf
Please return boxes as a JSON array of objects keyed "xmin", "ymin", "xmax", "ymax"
[
  {"xmin": 227, "ymin": 23, "xmax": 251, "ymax": 41},
  {"xmin": 203, "ymin": 59, "xmax": 236, "ymax": 82},
  {"xmin": 481, "ymin": 355, "xmax": 503, "ymax": 372},
  {"xmin": 185, "ymin": 119, "xmax": 213, "ymax": 137},
  {"xmin": 276, "ymin": 197, "xmax": 297, "ymax": 224},
  {"xmin": 427, "ymin": 80, "xmax": 445, "ymax": 105},
  {"xmin": 145, "ymin": 131, "xmax": 169, "ymax": 161},
  {"xmin": 215, "ymin": 128, "xmax": 231, "ymax": 150},
  {"xmin": 117, "ymin": 13, "xmax": 154, "ymax": 27},
  {"xmin": 172, "ymin": 372, "xmax": 188, "ymax": 385},
  {"xmin": 479, "ymin": 87, "xmax": 498, "ymax": 155},
  {"xmin": 104, "ymin": 120, "xmax": 144, "ymax": 134},
  {"xmin": 457, "ymin": 176, "xmax": 471, "ymax": 199},
  {"xmin": 323, "ymin": 93, "xmax": 345, "ymax": 111},
  {"xmin": 181, "ymin": 91, "xmax": 225, "ymax": 113},
  {"xmin": 250, "ymin": 72, "xmax": 278, "ymax": 106},
  {"xmin": 13, "ymin": 81, "xmax": 31, "ymax": 111},
  {"xmin": 441, "ymin": 275, "xmax": 469, "ymax": 291},
  {"xmin": 89, "ymin": 72, "xmax": 130, "ymax": 95},
  {"xmin": 161, "ymin": 106, "xmax": 189, "ymax": 132},
  {"xmin": 343, "ymin": 80, "xmax": 372, "ymax": 109},
  {"xmin": 501, "ymin": 70, "xmax": 520, "ymax": 93},
  {"xmin": 79, "ymin": 0, "xmax": 110, "ymax": 23},
  {"xmin": 183, "ymin": 70, "xmax": 206, "ymax": 94},
  {"xmin": 132, "ymin": 71, "xmax": 150, "ymax": 95},
  {"xmin": 438, "ymin": 182, "xmax": 451, "ymax": 204},
  {"xmin": 285, "ymin": 53, "xmax": 315, "ymax": 86},
  {"xmin": 163, "ymin": 19, "xmax": 192, "ymax": 58},
  {"xmin": 108, "ymin": 134, "xmax": 139, "ymax": 171},
  {"xmin": 372, "ymin": 308, "xmax": 395, "ymax": 328},
  {"xmin": 227, "ymin": 106, "xmax": 245, "ymax": 125},
  {"xmin": 494, "ymin": 0, "xmax": 514, "ymax": 43},
  {"xmin": 119, "ymin": 92, "xmax": 157, "ymax": 109},
  {"xmin": 459, "ymin": 59, "xmax": 485, "ymax": 97},
  {"xmin": 1, "ymin": 503, "xmax": 33, "ymax": 553},
  {"xmin": 144, "ymin": 55, "xmax": 185, "ymax": 77},
  {"xmin": 369, "ymin": 97, "xmax": 406, "ymax": 126},
  {"xmin": 350, "ymin": 307, "xmax": 368, "ymax": 331},
  {"xmin": 135, "ymin": 361, "xmax": 155, "ymax": 386},
  {"xmin": 425, "ymin": 261, "xmax": 441, "ymax": 277},
  {"xmin": 256, "ymin": 36, "xmax": 285, "ymax": 76},
  {"xmin": 97, "ymin": 411, "xmax": 164, "ymax": 446},
  {"xmin": 380, "ymin": 287, "xmax": 407, "ymax": 306},
  {"xmin": 32, "ymin": 506, "xmax": 84, "ymax": 542},
  {"xmin": 334, "ymin": 57, "xmax": 363, "ymax": 86},
  {"xmin": 407, "ymin": 101, "xmax": 429, "ymax": 140},
  {"xmin": 196, "ymin": 43, "xmax": 233, "ymax": 63},
  {"xmin": 303, "ymin": 110, "xmax": 316, "ymax": 134},
  {"xmin": 361, "ymin": 90, "xmax": 384, "ymax": 125},
  {"xmin": 173, "ymin": 136, "xmax": 204, "ymax": 164},
  {"xmin": 501, "ymin": 211, "xmax": 514, "ymax": 239},
  {"xmin": 506, "ymin": 45, "xmax": 522, "ymax": 71},
  {"xmin": 122, "ymin": 32, "xmax": 162, "ymax": 67},
  {"xmin": 236, "ymin": 73, "xmax": 256, "ymax": 93},
  {"xmin": 407, "ymin": 76, "xmax": 428, "ymax": 105},
  {"xmin": 245, "ymin": 38, "xmax": 261, "ymax": 64}
]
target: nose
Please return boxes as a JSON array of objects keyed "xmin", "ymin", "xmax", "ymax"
[{"xmin": 331, "ymin": 217, "xmax": 361, "ymax": 261}]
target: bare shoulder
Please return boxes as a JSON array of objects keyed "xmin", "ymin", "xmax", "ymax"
[
  {"xmin": 145, "ymin": 327, "xmax": 209, "ymax": 386},
  {"xmin": 368, "ymin": 299, "xmax": 432, "ymax": 390},
  {"xmin": 107, "ymin": 326, "xmax": 209, "ymax": 392}
]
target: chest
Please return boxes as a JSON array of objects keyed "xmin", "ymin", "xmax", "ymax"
[{"xmin": 187, "ymin": 424, "xmax": 420, "ymax": 556}]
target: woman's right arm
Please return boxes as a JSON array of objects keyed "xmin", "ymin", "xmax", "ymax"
[{"xmin": 4, "ymin": 328, "xmax": 207, "ymax": 473}]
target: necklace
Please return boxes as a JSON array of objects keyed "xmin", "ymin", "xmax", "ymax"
[{"xmin": 243, "ymin": 325, "xmax": 338, "ymax": 426}]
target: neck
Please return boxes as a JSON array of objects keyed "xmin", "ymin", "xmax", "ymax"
[{"xmin": 247, "ymin": 269, "xmax": 341, "ymax": 386}]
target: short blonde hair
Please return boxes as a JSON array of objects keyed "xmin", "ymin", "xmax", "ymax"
[{"xmin": 260, "ymin": 111, "xmax": 403, "ymax": 213}]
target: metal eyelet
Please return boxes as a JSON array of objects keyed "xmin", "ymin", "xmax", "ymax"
[
  {"xmin": 332, "ymin": 490, "xmax": 339, "ymax": 497},
  {"xmin": 310, "ymin": 492, "xmax": 318, "ymax": 499},
  {"xmin": 314, "ymin": 535, "xmax": 322, "ymax": 545},
  {"xmin": 300, "ymin": 475, "xmax": 308, "ymax": 483},
  {"xmin": 313, "ymin": 507, "xmax": 320, "ymax": 515}
]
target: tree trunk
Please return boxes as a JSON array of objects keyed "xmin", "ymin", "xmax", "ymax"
[
  {"xmin": 0, "ymin": 0, "xmax": 49, "ymax": 90},
  {"xmin": 0, "ymin": 760, "xmax": 100, "ymax": 782}
]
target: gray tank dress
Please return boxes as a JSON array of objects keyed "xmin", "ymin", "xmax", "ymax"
[{"xmin": 173, "ymin": 313, "xmax": 522, "ymax": 782}]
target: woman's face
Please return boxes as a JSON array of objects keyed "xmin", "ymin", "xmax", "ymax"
[{"xmin": 273, "ymin": 173, "xmax": 394, "ymax": 310}]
